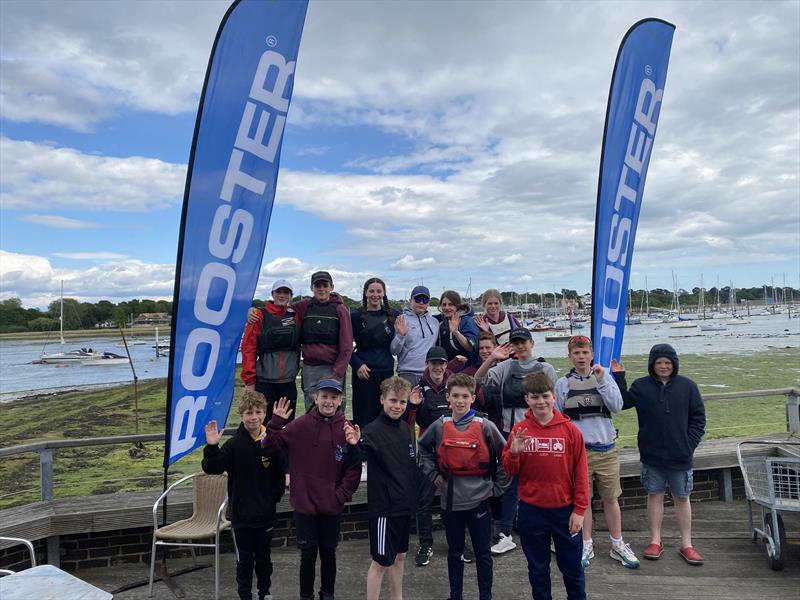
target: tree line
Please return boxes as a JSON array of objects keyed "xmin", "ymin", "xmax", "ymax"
[{"xmin": 1, "ymin": 285, "xmax": 796, "ymax": 333}]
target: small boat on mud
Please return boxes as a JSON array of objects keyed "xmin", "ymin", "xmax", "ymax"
[
  {"xmin": 81, "ymin": 352, "xmax": 131, "ymax": 366},
  {"xmin": 38, "ymin": 348, "xmax": 102, "ymax": 364}
]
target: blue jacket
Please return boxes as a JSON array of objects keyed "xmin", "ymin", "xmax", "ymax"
[
  {"xmin": 436, "ymin": 305, "xmax": 480, "ymax": 364},
  {"xmin": 614, "ymin": 344, "xmax": 706, "ymax": 471}
]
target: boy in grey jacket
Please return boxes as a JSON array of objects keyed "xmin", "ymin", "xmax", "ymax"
[{"xmin": 418, "ymin": 373, "xmax": 510, "ymax": 600}]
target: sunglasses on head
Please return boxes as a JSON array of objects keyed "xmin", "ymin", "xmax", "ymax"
[{"xmin": 413, "ymin": 295, "xmax": 430, "ymax": 304}]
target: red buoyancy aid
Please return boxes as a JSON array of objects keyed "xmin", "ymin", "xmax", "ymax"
[{"xmin": 437, "ymin": 417, "xmax": 491, "ymax": 477}]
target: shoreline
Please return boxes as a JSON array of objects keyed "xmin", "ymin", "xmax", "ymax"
[{"xmin": 0, "ymin": 326, "xmax": 172, "ymax": 341}]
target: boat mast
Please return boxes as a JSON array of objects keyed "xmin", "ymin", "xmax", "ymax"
[{"xmin": 59, "ymin": 280, "xmax": 65, "ymax": 345}]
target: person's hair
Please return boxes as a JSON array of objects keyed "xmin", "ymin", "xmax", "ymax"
[
  {"xmin": 477, "ymin": 330, "xmax": 497, "ymax": 345},
  {"xmin": 481, "ymin": 288, "xmax": 502, "ymax": 306},
  {"xmin": 447, "ymin": 372, "xmax": 475, "ymax": 395},
  {"xmin": 239, "ymin": 389, "xmax": 268, "ymax": 414},
  {"xmin": 380, "ymin": 375, "xmax": 411, "ymax": 398},
  {"xmin": 522, "ymin": 372, "xmax": 554, "ymax": 395},
  {"xmin": 359, "ymin": 277, "xmax": 395, "ymax": 325},
  {"xmin": 439, "ymin": 289, "xmax": 462, "ymax": 306},
  {"xmin": 567, "ymin": 335, "xmax": 593, "ymax": 352}
]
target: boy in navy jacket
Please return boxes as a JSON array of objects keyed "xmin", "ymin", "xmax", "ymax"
[
  {"xmin": 344, "ymin": 376, "xmax": 418, "ymax": 600},
  {"xmin": 612, "ymin": 343, "xmax": 706, "ymax": 566},
  {"xmin": 202, "ymin": 390, "xmax": 285, "ymax": 600}
]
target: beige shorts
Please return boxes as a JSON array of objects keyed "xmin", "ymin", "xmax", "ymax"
[{"xmin": 587, "ymin": 447, "xmax": 622, "ymax": 499}]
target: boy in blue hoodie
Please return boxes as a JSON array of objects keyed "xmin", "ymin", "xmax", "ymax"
[{"xmin": 611, "ymin": 343, "xmax": 706, "ymax": 566}]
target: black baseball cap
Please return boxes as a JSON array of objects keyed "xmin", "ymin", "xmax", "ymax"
[
  {"xmin": 425, "ymin": 346, "xmax": 448, "ymax": 363},
  {"xmin": 311, "ymin": 271, "xmax": 333, "ymax": 285},
  {"xmin": 509, "ymin": 328, "xmax": 532, "ymax": 342}
]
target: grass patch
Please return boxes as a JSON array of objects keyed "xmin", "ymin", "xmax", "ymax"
[{"xmin": 1, "ymin": 349, "xmax": 797, "ymax": 508}]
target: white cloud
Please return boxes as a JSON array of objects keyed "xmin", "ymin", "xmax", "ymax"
[
  {"xmin": 392, "ymin": 255, "xmax": 435, "ymax": 270},
  {"xmin": 19, "ymin": 214, "xmax": 99, "ymax": 228},
  {"xmin": 0, "ymin": 1, "xmax": 797, "ymax": 297},
  {"xmin": 53, "ymin": 252, "xmax": 128, "ymax": 260},
  {"xmin": 0, "ymin": 0, "xmax": 228, "ymax": 130},
  {"xmin": 0, "ymin": 137, "xmax": 186, "ymax": 211}
]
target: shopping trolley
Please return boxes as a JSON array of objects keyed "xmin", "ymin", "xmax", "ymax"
[{"xmin": 736, "ymin": 440, "xmax": 800, "ymax": 570}]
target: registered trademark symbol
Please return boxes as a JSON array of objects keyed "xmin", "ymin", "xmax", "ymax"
[
  {"xmin": 266, "ymin": 35, "xmax": 277, "ymax": 47},
  {"xmin": 644, "ymin": 65, "xmax": 653, "ymax": 76}
]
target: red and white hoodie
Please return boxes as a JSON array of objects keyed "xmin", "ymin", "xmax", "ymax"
[{"xmin": 501, "ymin": 408, "xmax": 589, "ymax": 516}]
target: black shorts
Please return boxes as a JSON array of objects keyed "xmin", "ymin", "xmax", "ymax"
[{"xmin": 369, "ymin": 515, "xmax": 410, "ymax": 567}]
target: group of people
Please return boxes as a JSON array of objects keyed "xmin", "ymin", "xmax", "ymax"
[{"xmin": 203, "ymin": 273, "xmax": 707, "ymax": 600}]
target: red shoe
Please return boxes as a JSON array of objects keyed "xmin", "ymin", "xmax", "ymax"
[
  {"xmin": 679, "ymin": 546, "xmax": 704, "ymax": 565},
  {"xmin": 643, "ymin": 542, "xmax": 663, "ymax": 560}
]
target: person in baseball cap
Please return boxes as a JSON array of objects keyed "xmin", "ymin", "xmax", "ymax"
[
  {"xmin": 241, "ymin": 278, "xmax": 301, "ymax": 420},
  {"xmin": 316, "ymin": 378, "xmax": 344, "ymax": 394},
  {"xmin": 271, "ymin": 279, "xmax": 294, "ymax": 295},
  {"xmin": 474, "ymin": 324, "xmax": 557, "ymax": 556},
  {"xmin": 411, "ymin": 285, "xmax": 430, "ymax": 302},
  {"xmin": 425, "ymin": 346, "xmax": 448, "ymax": 363},
  {"xmin": 294, "ymin": 269, "xmax": 353, "ymax": 412},
  {"xmin": 310, "ymin": 271, "xmax": 333, "ymax": 285},
  {"xmin": 508, "ymin": 328, "xmax": 532, "ymax": 342}
]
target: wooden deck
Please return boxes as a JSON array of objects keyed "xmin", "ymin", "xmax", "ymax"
[{"xmin": 73, "ymin": 500, "xmax": 800, "ymax": 600}]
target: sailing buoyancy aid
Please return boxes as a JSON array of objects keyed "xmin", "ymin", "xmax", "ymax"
[
  {"xmin": 488, "ymin": 313, "xmax": 513, "ymax": 345},
  {"xmin": 355, "ymin": 310, "xmax": 393, "ymax": 351},
  {"xmin": 258, "ymin": 307, "xmax": 300, "ymax": 352},
  {"xmin": 562, "ymin": 372, "xmax": 611, "ymax": 420},
  {"xmin": 502, "ymin": 359, "xmax": 546, "ymax": 409},
  {"xmin": 437, "ymin": 417, "xmax": 491, "ymax": 477},
  {"xmin": 301, "ymin": 301, "xmax": 340, "ymax": 346}
]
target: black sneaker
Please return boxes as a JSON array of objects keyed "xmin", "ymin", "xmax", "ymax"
[
  {"xmin": 415, "ymin": 545, "xmax": 433, "ymax": 566},
  {"xmin": 462, "ymin": 546, "xmax": 475, "ymax": 563}
]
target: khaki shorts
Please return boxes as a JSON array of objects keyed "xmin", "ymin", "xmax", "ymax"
[{"xmin": 587, "ymin": 447, "xmax": 622, "ymax": 499}]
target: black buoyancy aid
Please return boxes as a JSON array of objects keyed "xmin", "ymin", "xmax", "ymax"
[
  {"xmin": 355, "ymin": 311, "xmax": 392, "ymax": 351},
  {"xmin": 417, "ymin": 381, "xmax": 450, "ymax": 429},
  {"xmin": 301, "ymin": 301, "xmax": 340, "ymax": 345},
  {"xmin": 562, "ymin": 373, "xmax": 611, "ymax": 420},
  {"xmin": 438, "ymin": 319, "xmax": 462, "ymax": 359},
  {"xmin": 258, "ymin": 308, "xmax": 300, "ymax": 352},
  {"xmin": 502, "ymin": 360, "xmax": 545, "ymax": 409}
]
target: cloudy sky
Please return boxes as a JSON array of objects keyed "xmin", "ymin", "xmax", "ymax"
[{"xmin": 1, "ymin": 0, "xmax": 798, "ymax": 308}]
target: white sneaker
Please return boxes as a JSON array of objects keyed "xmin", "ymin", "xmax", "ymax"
[
  {"xmin": 491, "ymin": 533, "xmax": 517, "ymax": 555},
  {"xmin": 581, "ymin": 541, "xmax": 594, "ymax": 568},
  {"xmin": 610, "ymin": 542, "xmax": 640, "ymax": 569}
]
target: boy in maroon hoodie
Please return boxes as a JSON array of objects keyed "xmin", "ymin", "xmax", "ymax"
[
  {"xmin": 263, "ymin": 379, "xmax": 361, "ymax": 600},
  {"xmin": 502, "ymin": 372, "xmax": 589, "ymax": 600}
]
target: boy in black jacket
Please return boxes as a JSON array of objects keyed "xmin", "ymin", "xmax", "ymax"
[
  {"xmin": 202, "ymin": 390, "xmax": 285, "ymax": 600},
  {"xmin": 344, "ymin": 376, "xmax": 417, "ymax": 600},
  {"xmin": 611, "ymin": 343, "xmax": 706, "ymax": 566}
]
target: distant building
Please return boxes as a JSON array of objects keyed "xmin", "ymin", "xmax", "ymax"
[{"xmin": 133, "ymin": 313, "xmax": 171, "ymax": 326}]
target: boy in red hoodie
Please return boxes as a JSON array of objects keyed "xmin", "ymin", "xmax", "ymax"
[
  {"xmin": 262, "ymin": 379, "xmax": 361, "ymax": 600},
  {"xmin": 502, "ymin": 372, "xmax": 588, "ymax": 600}
]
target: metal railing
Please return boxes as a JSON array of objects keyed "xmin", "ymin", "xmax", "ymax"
[{"xmin": 1, "ymin": 388, "xmax": 797, "ymax": 504}]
